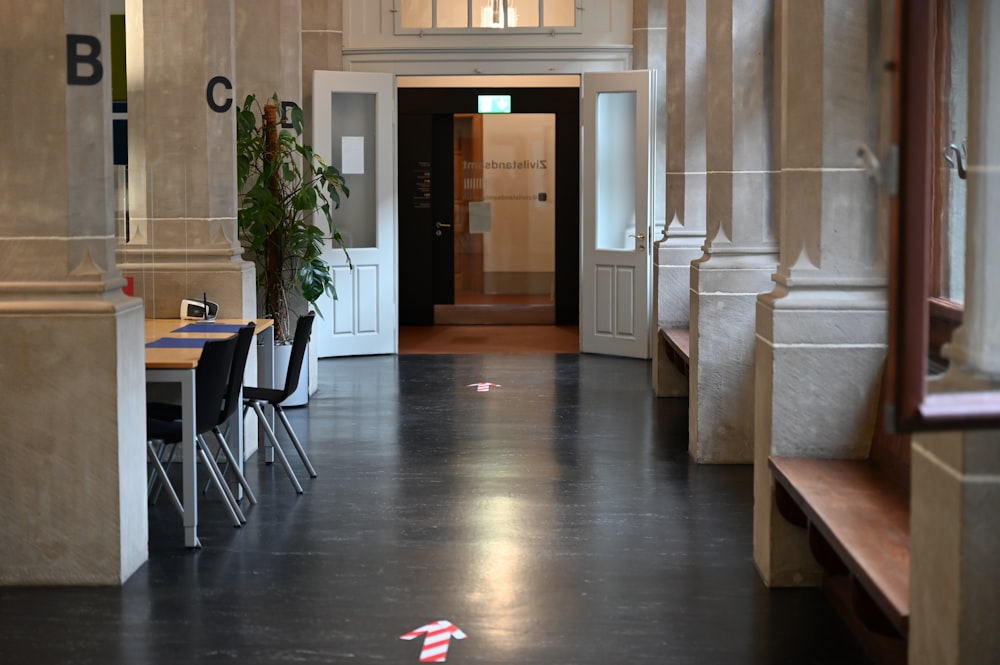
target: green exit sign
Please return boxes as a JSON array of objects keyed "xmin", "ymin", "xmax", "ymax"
[{"xmin": 478, "ymin": 95, "xmax": 512, "ymax": 114}]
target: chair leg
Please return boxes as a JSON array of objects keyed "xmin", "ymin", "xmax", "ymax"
[
  {"xmin": 147, "ymin": 440, "xmax": 184, "ymax": 518},
  {"xmin": 149, "ymin": 441, "xmax": 178, "ymax": 505},
  {"xmin": 275, "ymin": 405, "xmax": 318, "ymax": 478},
  {"xmin": 211, "ymin": 426, "xmax": 258, "ymax": 505},
  {"xmin": 247, "ymin": 400, "xmax": 304, "ymax": 493},
  {"xmin": 151, "ymin": 442, "xmax": 182, "ymax": 505},
  {"xmin": 147, "ymin": 440, "xmax": 166, "ymax": 497},
  {"xmin": 243, "ymin": 402, "xmax": 274, "ymax": 464},
  {"xmin": 197, "ymin": 436, "xmax": 246, "ymax": 526}
]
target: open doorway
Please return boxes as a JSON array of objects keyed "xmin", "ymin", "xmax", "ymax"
[{"xmin": 397, "ymin": 76, "xmax": 580, "ymax": 328}]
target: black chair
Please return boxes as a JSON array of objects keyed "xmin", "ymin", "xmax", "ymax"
[
  {"xmin": 149, "ymin": 323, "xmax": 259, "ymax": 508},
  {"xmin": 146, "ymin": 334, "xmax": 245, "ymax": 527},
  {"xmin": 208, "ymin": 322, "xmax": 258, "ymax": 506},
  {"xmin": 243, "ymin": 312, "xmax": 317, "ymax": 494}
]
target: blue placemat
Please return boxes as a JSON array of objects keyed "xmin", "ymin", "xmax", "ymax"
[
  {"xmin": 146, "ymin": 337, "xmax": 211, "ymax": 349},
  {"xmin": 173, "ymin": 323, "xmax": 245, "ymax": 333}
]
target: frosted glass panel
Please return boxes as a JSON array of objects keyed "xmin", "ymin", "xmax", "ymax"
[
  {"xmin": 401, "ymin": 0, "xmax": 432, "ymax": 28},
  {"xmin": 543, "ymin": 0, "xmax": 576, "ymax": 27},
  {"xmin": 398, "ymin": 0, "xmax": 571, "ymax": 29},
  {"xmin": 595, "ymin": 91, "xmax": 637, "ymax": 251},
  {"xmin": 438, "ymin": 0, "xmax": 469, "ymax": 27},
  {"xmin": 473, "ymin": 1, "xmax": 544, "ymax": 28},
  {"xmin": 508, "ymin": 0, "xmax": 539, "ymax": 27},
  {"xmin": 942, "ymin": 0, "xmax": 967, "ymax": 304},
  {"xmin": 328, "ymin": 92, "xmax": 377, "ymax": 248}
]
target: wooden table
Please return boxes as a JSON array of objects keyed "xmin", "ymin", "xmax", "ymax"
[{"xmin": 145, "ymin": 318, "xmax": 274, "ymax": 548}]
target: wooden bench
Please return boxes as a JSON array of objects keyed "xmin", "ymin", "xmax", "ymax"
[
  {"xmin": 769, "ymin": 376, "xmax": 911, "ymax": 665},
  {"xmin": 661, "ymin": 328, "xmax": 690, "ymax": 375},
  {"xmin": 654, "ymin": 327, "xmax": 690, "ymax": 396}
]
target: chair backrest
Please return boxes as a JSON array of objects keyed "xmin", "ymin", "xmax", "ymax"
[
  {"xmin": 280, "ymin": 312, "xmax": 315, "ymax": 400},
  {"xmin": 194, "ymin": 335, "xmax": 238, "ymax": 434},
  {"xmin": 218, "ymin": 323, "xmax": 256, "ymax": 426}
]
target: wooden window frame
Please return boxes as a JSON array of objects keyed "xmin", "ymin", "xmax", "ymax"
[{"xmin": 889, "ymin": 0, "xmax": 1000, "ymax": 431}]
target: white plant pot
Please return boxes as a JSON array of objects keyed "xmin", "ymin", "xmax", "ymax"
[{"xmin": 274, "ymin": 342, "xmax": 309, "ymax": 407}]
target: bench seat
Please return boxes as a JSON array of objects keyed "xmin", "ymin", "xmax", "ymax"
[
  {"xmin": 661, "ymin": 327, "xmax": 690, "ymax": 375},
  {"xmin": 769, "ymin": 456, "xmax": 910, "ymax": 635}
]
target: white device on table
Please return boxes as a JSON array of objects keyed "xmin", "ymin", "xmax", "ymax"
[{"xmin": 180, "ymin": 294, "xmax": 219, "ymax": 321}]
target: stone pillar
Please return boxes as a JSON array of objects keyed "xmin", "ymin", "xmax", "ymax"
[
  {"xmin": 301, "ymin": 0, "xmax": 344, "ymax": 394},
  {"xmin": 120, "ymin": 0, "xmax": 255, "ymax": 321},
  {"xmin": 688, "ymin": 0, "xmax": 778, "ymax": 462},
  {"xmin": 635, "ymin": 0, "xmax": 673, "ymax": 394},
  {"xmin": 0, "ymin": 0, "xmax": 147, "ymax": 584},
  {"xmin": 302, "ymin": 0, "xmax": 345, "ymax": 146},
  {"xmin": 911, "ymin": 432, "xmax": 1000, "ymax": 664},
  {"xmin": 753, "ymin": 0, "xmax": 891, "ymax": 585},
  {"xmin": 911, "ymin": 2, "xmax": 1000, "ymax": 661},
  {"xmin": 633, "ymin": 0, "xmax": 668, "ymax": 240},
  {"xmin": 237, "ymin": 0, "xmax": 302, "ymax": 106},
  {"xmin": 652, "ymin": 0, "xmax": 708, "ymax": 395},
  {"xmin": 235, "ymin": 0, "xmax": 310, "ymax": 407}
]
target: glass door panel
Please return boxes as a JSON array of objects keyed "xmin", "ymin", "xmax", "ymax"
[
  {"xmin": 939, "ymin": 0, "xmax": 967, "ymax": 304},
  {"xmin": 327, "ymin": 92, "xmax": 377, "ymax": 248},
  {"xmin": 595, "ymin": 91, "xmax": 637, "ymax": 251},
  {"xmin": 451, "ymin": 112, "xmax": 556, "ymax": 316}
]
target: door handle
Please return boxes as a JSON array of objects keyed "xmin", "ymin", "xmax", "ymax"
[
  {"xmin": 436, "ymin": 222, "xmax": 453, "ymax": 229},
  {"xmin": 629, "ymin": 233, "xmax": 646, "ymax": 240}
]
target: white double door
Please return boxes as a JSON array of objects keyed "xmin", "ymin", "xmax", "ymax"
[{"xmin": 310, "ymin": 70, "xmax": 654, "ymax": 360}]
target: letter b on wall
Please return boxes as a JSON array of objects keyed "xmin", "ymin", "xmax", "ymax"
[{"xmin": 67, "ymin": 34, "xmax": 103, "ymax": 85}]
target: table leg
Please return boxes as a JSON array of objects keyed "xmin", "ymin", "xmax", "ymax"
[
  {"xmin": 258, "ymin": 326, "xmax": 276, "ymax": 464},
  {"xmin": 179, "ymin": 368, "xmax": 200, "ymax": 549}
]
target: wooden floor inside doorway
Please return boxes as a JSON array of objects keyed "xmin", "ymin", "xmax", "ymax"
[{"xmin": 399, "ymin": 325, "xmax": 580, "ymax": 354}]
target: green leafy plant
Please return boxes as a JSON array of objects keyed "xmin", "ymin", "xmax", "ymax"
[{"xmin": 236, "ymin": 93, "xmax": 351, "ymax": 343}]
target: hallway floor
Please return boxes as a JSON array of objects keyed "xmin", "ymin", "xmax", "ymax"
[
  {"xmin": 1, "ymin": 353, "xmax": 870, "ymax": 664},
  {"xmin": 399, "ymin": 325, "xmax": 580, "ymax": 354}
]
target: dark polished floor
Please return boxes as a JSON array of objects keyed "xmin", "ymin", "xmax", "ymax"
[{"xmin": 0, "ymin": 352, "xmax": 870, "ymax": 664}]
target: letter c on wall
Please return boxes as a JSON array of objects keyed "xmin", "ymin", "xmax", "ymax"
[{"xmin": 206, "ymin": 76, "xmax": 233, "ymax": 113}]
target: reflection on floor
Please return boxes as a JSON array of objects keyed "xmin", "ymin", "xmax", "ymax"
[
  {"xmin": 400, "ymin": 324, "xmax": 579, "ymax": 354},
  {"xmin": 0, "ymin": 354, "xmax": 871, "ymax": 665}
]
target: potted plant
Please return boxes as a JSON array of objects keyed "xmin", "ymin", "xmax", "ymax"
[{"xmin": 236, "ymin": 93, "xmax": 350, "ymax": 402}]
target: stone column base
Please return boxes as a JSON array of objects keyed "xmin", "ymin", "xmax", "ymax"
[
  {"xmin": 651, "ymin": 236, "xmax": 704, "ymax": 396},
  {"xmin": 0, "ymin": 296, "xmax": 148, "ymax": 585},
  {"xmin": 910, "ymin": 424, "xmax": 1000, "ymax": 663},
  {"xmin": 752, "ymin": 286, "xmax": 887, "ymax": 585},
  {"xmin": 689, "ymin": 252, "xmax": 777, "ymax": 463}
]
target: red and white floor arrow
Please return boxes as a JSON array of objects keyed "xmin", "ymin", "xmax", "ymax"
[
  {"xmin": 467, "ymin": 382, "xmax": 501, "ymax": 392},
  {"xmin": 400, "ymin": 620, "xmax": 467, "ymax": 662}
]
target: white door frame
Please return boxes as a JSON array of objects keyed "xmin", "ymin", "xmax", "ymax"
[
  {"xmin": 579, "ymin": 70, "xmax": 656, "ymax": 359},
  {"xmin": 312, "ymin": 71, "xmax": 398, "ymax": 358}
]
